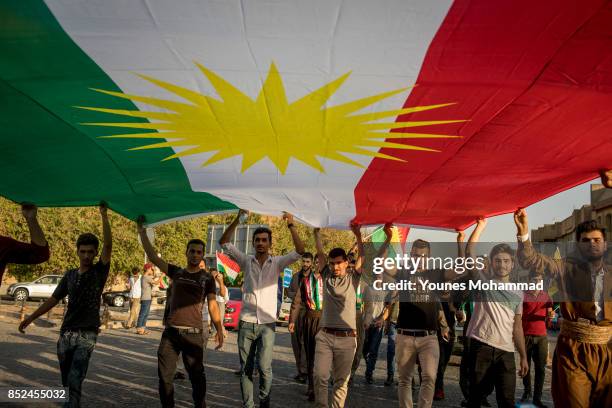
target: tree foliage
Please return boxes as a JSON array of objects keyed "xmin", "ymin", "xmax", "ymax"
[{"xmin": 1, "ymin": 198, "xmax": 357, "ymax": 287}]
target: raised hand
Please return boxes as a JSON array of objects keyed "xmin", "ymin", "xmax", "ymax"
[
  {"xmin": 99, "ymin": 201, "xmax": 108, "ymax": 217},
  {"xmin": 456, "ymin": 230, "xmax": 465, "ymax": 243},
  {"xmin": 136, "ymin": 215, "xmax": 146, "ymax": 233},
  {"xmin": 21, "ymin": 203, "xmax": 38, "ymax": 220},
  {"xmin": 599, "ymin": 169, "xmax": 612, "ymax": 188},
  {"xmin": 383, "ymin": 223, "xmax": 393, "ymax": 240},
  {"xmin": 282, "ymin": 212, "xmax": 295, "ymax": 225},
  {"xmin": 513, "ymin": 208, "xmax": 528, "ymax": 236}
]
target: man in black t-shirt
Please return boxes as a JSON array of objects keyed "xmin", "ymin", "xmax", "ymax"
[
  {"xmin": 19, "ymin": 203, "xmax": 112, "ymax": 408},
  {"xmin": 138, "ymin": 216, "xmax": 223, "ymax": 408},
  {"xmin": 382, "ymin": 239, "xmax": 449, "ymax": 408}
]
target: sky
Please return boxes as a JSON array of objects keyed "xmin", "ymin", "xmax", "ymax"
[{"xmin": 407, "ymin": 180, "xmax": 595, "ymax": 243}]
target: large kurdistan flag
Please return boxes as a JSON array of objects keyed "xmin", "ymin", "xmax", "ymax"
[{"xmin": 1, "ymin": 0, "xmax": 611, "ymax": 229}]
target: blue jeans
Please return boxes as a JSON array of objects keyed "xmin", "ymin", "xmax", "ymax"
[
  {"xmin": 364, "ymin": 325, "xmax": 384, "ymax": 377},
  {"xmin": 237, "ymin": 321, "xmax": 276, "ymax": 408},
  {"xmin": 57, "ymin": 330, "xmax": 98, "ymax": 408},
  {"xmin": 136, "ymin": 299, "xmax": 152, "ymax": 328},
  {"xmin": 387, "ymin": 322, "xmax": 396, "ymax": 377}
]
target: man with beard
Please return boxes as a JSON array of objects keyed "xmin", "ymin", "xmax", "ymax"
[
  {"xmin": 289, "ymin": 250, "xmax": 323, "ymax": 401},
  {"xmin": 138, "ymin": 217, "xmax": 223, "ymax": 408},
  {"xmin": 515, "ymin": 209, "xmax": 611, "ymax": 407},
  {"xmin": 312, "ymin": 224, "xmax": 364, "ymax": 408},
  {"xmin": 287, "ymin": 253, "xmax": 313, "ymax": 384},
  {"xmin": 219, "ymin": 210, "xmax": 304, "ymax": 408},
  {"xmin": 465, "ymin": 219, "xmax": 529, "ymax": 408}
]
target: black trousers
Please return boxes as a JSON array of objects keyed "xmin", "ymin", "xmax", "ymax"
[
  {"xmin": 158, "ymin": 327, "xmax": 206, "ymax": 408},
  {"xmin": 435, "ymin": 335, "xmax": 455, "ymax": 392},
  {"xmin": 467, "ymin": 339, "xmax": 516, "ymax": 408},
  {"xmin": 302, "ymin": 309, "xmax": 322, "ymax": 393},
  {"xmin": 523, "ymin": 335, "xmax": 548, "ymax": 402}
]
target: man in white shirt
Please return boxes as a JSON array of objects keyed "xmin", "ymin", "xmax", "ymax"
[
  {"xmin": 464, "ymin": 220, "xmax": 528, "ymax": 408},
  {"xmin": 125, "ymin": 266, "xmax": 142, "ymax": 329},
  {"xmin": 219, "ymin": 209, "xmax": 304, "ymax": 408}
]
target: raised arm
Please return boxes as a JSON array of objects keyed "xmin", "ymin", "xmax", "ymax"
[
  {"xmin": 375, "ymin": 223, "xmax": 394, "ymax": 259},
  {"xmin": 137, "ymin": 216, "xmax": 168, "ymax": 273},
  {"xmin": 99, "ymin": 202, "xmax": 112, "ymax": 265},
  {"xmin": 283, "ymin": 212, "xmax": 305, "ymax": 255},
  {"xmin": 213, "ymin": 270, "xmax": 227, "ymax": 298},
  {"xmin": 456, "ymin": 230, "xmax": 465, "ymax": 258},
  {"xmin": 313, "ymin": 228, "xmax": 326, "ymax": 274},
  {"xmin": 350, "ymin": 223, "xmax": 365, "ymax": 274},
  {"xmin": 219, "ymin": 209, "xmax": 247, "ymax": 246},
  {"xmin": 514, "ymin": 209, "xmax": 563, "ymax": 278},
  {"xmin": 599, "ymin": 168, "xmax": 612, "ymax": 188},
  {"xmin": 22, "ymin": 204, "xmax": 47, "ymax": 247},
  {"xmin": 466, "ymin": 218, "xmax": 487, "ymax": 259}
]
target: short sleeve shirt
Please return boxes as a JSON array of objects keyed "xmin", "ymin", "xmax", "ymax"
[
  {"xmin": 52, "ymin": 260, "xmax": 111, "ymax": 333},
  {"xmin": 466, "ymin": 272, "xmax": 523, "ymax": 352},
  {"xmin": 164, "ymin": 264, "xmax": 215, "ymax": 329},
  {"xmin": 141, "ymin": 275, "xmax": 154, "ymax": 300},
  {"xmin": 319, "ymin": 266, "xmax": 361, "ymax": 330}
]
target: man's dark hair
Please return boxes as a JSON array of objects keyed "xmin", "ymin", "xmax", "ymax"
[
  {"xmin": 575, "ymin": 220, "xmax": 606, "ymax": 241},
  {"xmin": 490, "ymin": 243, "xmax": 515, "ymax": 260},
  {"xmin": 328, "ymin": 247, "xmax": 348, "ymax": 260},
  {"xmin": 131, "ymin": 267, "xmax": 140, "ymax": 275},
  {"xmin": 302, "ymin": 252, "xmax": 314, "ymax": 260},
  {"xmin": 76, "ymin": 233, "xmax": 99, "ymax": 250},
  {"xmin": 252, "ymin": 227, "xmax": 272, "ymax": 244},
  {"xmin": 186, "ymin": 239, "xmax": 205, "ymax": 250},
  {"xmin": 412, "ymin": 239, "xmax": 430, "ymax": 251}
]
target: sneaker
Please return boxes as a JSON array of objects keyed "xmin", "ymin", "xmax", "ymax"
[
  {"xmin": 384, "ymin": 375, "xmax": 394, "ymax": 386},
  {"xmin": 294, "ymin": 374, "xmax": 307, "ymax": 384},
  {"xmin": 365, "ymin": 375, "xmax": 374, "ymax": 384},
  {"xmin": 174, "ymin": 371, "xmax": 186, "ymax": 380},
  {"xmin": 433, "ymin": 389, "xmax": 444, "ymax": 400}
]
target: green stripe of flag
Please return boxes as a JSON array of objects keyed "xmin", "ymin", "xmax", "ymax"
[{"xmin": 0, "ymin": 0, "xmax": 236, "ymax": 223}]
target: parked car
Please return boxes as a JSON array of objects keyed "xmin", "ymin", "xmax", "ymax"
[
  {"xmin": 224, "ymin": 287, "xmax": 242, "ymax": 331},
  {"xmin": 7, "ymin": 275, "xmax": 62, "ymax": 301},
  {"xmin": 102, "ymin": 290, "xmax": 129, "ymax": 308},
  {"xmin": 276, "ymin": 296, "xmax": 292, "ymax": 326}
]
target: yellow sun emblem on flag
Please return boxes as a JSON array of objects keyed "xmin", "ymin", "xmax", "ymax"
[{"xmin": 79, "ymin": 63, "xmax": 463, "ymax": 174}]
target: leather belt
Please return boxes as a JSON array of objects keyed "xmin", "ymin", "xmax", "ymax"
[
  {"xmin": 322, "ymin": 327, "xmax": 357, "ymax": 337},
  {"xmin": 397, "ymin": 328, "xmax": 436, "ymax": 337},
  {"xmin": 169, "ymin": 326, "xmax": 203, "ymax": 334}
]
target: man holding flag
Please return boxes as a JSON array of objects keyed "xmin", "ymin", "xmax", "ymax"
[
  {"xmin": 219, "ymin": 209, "xmax": 304, "ymax": 408},
  {"xmin": 289, "ymin": 251, "xmax": 323, "ymax": 401}
]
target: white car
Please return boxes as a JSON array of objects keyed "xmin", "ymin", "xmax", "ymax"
[{"xmin": 7, "ymin": 275, "xmax": 62, "ymax": 302}]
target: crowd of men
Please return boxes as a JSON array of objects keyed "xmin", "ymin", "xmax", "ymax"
[{"xmin": 0, "ymin": 169, "xmax": 609, "ymax": 408}]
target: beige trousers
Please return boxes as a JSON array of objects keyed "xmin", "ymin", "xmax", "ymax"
[
  {"xmin": 313, "ymin": 331, "xmax": 357, "ymax": 408},
  {"xmin": 126, "ymin": 298, "xmax": 141, "ymax": 328},
  {"xmin": 396, "ymin": 333, "xmax": 439, "ymax": 408}
]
